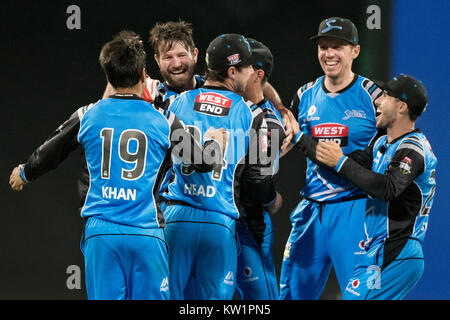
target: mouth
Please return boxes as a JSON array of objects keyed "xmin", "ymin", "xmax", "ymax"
[
  {"xmin": 169, "ymin": 68, "xmax": 188, "ymax": 76},
  {"xmin": 324, "ymin": 60, "xmax": 339, "ymax": 67},
  {"xmin": 375, "ymin": 111, "xmax": 382, "ymax": 122}
]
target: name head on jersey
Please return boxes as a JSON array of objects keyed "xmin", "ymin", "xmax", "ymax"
[
  {"xmin": 205, "ymin": 34, "xmax": 252, "ymax": 72},
  {"xmin": 247, "ymin": 38, "xmax": 273, "ymax": 78},
  {"xmin": 374, "ymin": 74, "xmax": 428, "ymax": 117},
  {"xmin": 310, "ymin": 17, "xmax": 359, "ymax": 46},
  {"xmin": 194, "ymin": 92, "xmax": 232, "ymax": 116}
]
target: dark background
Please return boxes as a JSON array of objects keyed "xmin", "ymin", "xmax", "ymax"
[{"xmin": 3, "ymin": 0, "xmax": 445, "ymax": 300}]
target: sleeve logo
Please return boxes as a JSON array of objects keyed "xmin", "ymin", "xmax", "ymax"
[{"xmin": 399, "ymin": 156, "xmax": 412, "ymax": 174}]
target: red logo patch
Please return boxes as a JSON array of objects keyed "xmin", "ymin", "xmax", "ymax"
[
  {"xmin": 194, "ymin": 93, "xmax": 232, "ymax": 116},
  {"xmin": 311, "ymin": 123, "xmax": 349, "ymax": 146}
]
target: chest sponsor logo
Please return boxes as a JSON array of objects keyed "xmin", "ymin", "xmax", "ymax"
[
  {"xmin": 194, "ymin": 92, "xmax": 231, "ymax": 116},
  {"xmin": 306, "ymin": 105, "xmax": 320, "ymax": 121},
  {"xmin": 311, "ymin": 123, "xmax": 348, "ymax": 146}
]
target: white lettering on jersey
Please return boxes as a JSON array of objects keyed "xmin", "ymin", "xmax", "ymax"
[
  {"xmin": 183, "ymin": 183, "xmax": 216, "ymax": 197},
  {"xmin": 102, "ymin": 186, "xmax": 137, "ymax": 201}
]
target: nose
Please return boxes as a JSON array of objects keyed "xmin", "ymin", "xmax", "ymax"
[
  {"xmin": 374, "ymin": 96, "xmax": 382, "ymax": 109},
  {"xmin": 325, "ymin": 47, "xmax": 335, "ymax": 57},
  {"xmin": 172, "ymin": 56, "xmax": 182, "ymax": 68}
]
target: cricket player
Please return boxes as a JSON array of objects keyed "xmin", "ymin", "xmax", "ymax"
[
  {"xmin": 313, "ymin": 74, "xmax": 437, "ymax": 299},
  {"xmin": 235, "ymin": 38, "xmax": 285, "ymax": 300},
  {"xmin": 280, "ymin": 17, "xmax": 383, "ymax": 299},
  {"xmin": 162, "ymin": 33, "xmax": 282, "ymax": 300}
]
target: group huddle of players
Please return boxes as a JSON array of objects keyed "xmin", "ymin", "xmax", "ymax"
[{"xmin": 9, "ymin": 18, "xmax": 436, "ymax": 301}]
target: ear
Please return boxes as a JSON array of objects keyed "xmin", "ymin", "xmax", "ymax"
[
  {"xmin": 192, "ymin": 47, "xmax": 199, "ymax": 63},
  {"xmin": 227, "ymin": 66, "xmax": 237, "ymax": 79},
  {"xmin": 154, "ymin": 54, "xmax": 161, "ymax": 67},
  {"xmin": 140, "ymin": 68, "xmax": 146, "ymax": 83},
  {"xmin": 257, "ymin": 69, "xmax": 265, "ymax": 81},
  {"xmin": 352, "ymin": 45, "xmax": 361, "ymax": 59},
  {"xmin": 399, "ymin": 101, "xmax": 410, "ymax": 115}
]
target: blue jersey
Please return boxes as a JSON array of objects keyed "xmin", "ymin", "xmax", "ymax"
[
  {"xmin": 78, "ymin": 95, "xmax": 173, "ymax": 229},
  {"xmin": 78, "ymin": 94, "xmax": 217, "ymax": 229},
  {"xmin": 164, "ymin": 86, "xmax": 274, "ymax": 220},
  {"xmin": 290, "ymin": 75, "xmax": 381, "ymax": 201},
  {"xmin": 143, "ymin": 74, "xmax": 205, "ymax": 105},
  {"xmin": 335, "ymin": 129, "xmax": 437, "ymax": 269},
  {"xmin": 143, "ymin": 75, "xmax": 205, "ymax": 198},
  {"xmin": 365, "ymin": 131, "xmax": 437, "ymax": 245}
]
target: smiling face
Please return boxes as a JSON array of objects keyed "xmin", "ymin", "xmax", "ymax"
[
  {"xmin": 155, "ymin": 41, "xmax": 198, "ymax": 89},
  {"xmin": 317, "ymin": 37, "xmax": 360, "ymax": 81},
  {"xmin": 374, "ymin": 91, "xmax": 403, "ymax": 129}
]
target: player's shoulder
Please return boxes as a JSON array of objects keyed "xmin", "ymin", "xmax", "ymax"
[
  {"xmin": 261, "ymin": 100, "xmax": 283, "ymax": 124},
  {"xmin": 360, "ymin": 75, "xmax": 383, "ymax": 102},
  {"xmin": 396, "ymin": 131, "xmax": 426, "ymax": 157},
  {"xmin": 296, "ymin": 76, "xmax": 322, "ymax": 100},
  {"xmin": 143, "ymin": 77, "xmax": 162, "ymax": 103},
  {"xmin": 76, "ymin": 100, "xmax": 102, "ymax": 121}
]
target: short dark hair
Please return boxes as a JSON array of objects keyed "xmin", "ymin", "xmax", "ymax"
[
  {"xmin": 99, "ymin": 30, "xmax": 146, "ymax": 89},
  {"xmin": 204, "ymin": 65, "xmax": 246, "ymax": 82},
  {"xmin": 149, "ymin": 20, "xmax": 196, "ymax": 57},
  {"xmin": 407, "ymin": 104, "xmax": 419, "ymax": 122},
  {"xmin": 204, "ymin": 68, "xmax": 228, "ymax": 82}
]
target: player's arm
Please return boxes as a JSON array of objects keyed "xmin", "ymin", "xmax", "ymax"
[
  {"xmin": 166, "ymin": 111, "xmax": 225, "ymax": 173},
  {"xmin": 241, "ymin": 109, "xmax": 281, "ymax": 214},
  {"xmin": 264, "ymin": 108, "xmax": 287, "ymax": 165},
  {"xmin": 9, "ymin": 107, "xmax": 84, "ymax": 191},
  {"xmin": 279, "ymin": 90, "xmax": 303, "ymax": 156},
  {"xmin": 239, "ymin": 108, "xmax": 283, "ymax": 245},
  {"xmin": 263, "ymin": 82, "xmax": 296, "ymax": 150},
  {"xmin": 316, "ymin": 139, "xmax": 425, "ymax": 201}
]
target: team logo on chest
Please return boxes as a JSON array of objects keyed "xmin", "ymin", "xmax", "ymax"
[
  {"xmin": 311, "ymin": 123, "xmax": 348, "ymax": 146},
  {"xmin": 194, "ymin": 92, "xmax": 231, "ymax": 116}
]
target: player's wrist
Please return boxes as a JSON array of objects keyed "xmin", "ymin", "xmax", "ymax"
[
  {"xmin": 19, "ymin": 164, "xmax": 29, "ymax": 183},
  {"xmin": 335, "ymin": 156, "xmax": 348, "ymax": 173}
]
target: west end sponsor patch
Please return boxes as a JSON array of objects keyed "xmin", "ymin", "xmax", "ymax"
[
  {"xmin": 227, "ymin": 53, "xmax": 241, "ymax": 65},
  {"xmin": 194, "ymin": 93, "xmax": 231, "ymax": 116},
  {"xmin": 311, "ymin": 123, "xmax": 349, "ymax": 146}
]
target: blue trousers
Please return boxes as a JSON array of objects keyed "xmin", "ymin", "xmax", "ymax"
[
  {"xmin": 342, "ymin": 238, "xmax": 424, "ymax": 300},
  {"xmin": 235, "ymin": 213, "xmax": 279, "ymax": 300},
  {"xmin": 280, "ymin": 197, "xmax": 366, "ymax": 299},
  {"xmin": 81, "ymin": 217, "xmax": 169, "ymax": 300},
  {"xmin": 164, "ymin": 204, "xmax": 237, "ymax": 300}
]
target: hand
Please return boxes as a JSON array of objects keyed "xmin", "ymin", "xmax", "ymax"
[
  {"xmin": 205, "ymin": 127, "xmax": 228, "ymax": 154},
  {"xmin": 265, "ymin": 191, "xmax": 283, "ymax": 215},
  {"xmin": 9, "ymin": 165, "xmax": 27, "ymax": 191},
  {"xmin": 316, "ymin": 141, "xmax": 344, "ymax": 167},
  {"xmin": 276, "ymin": 106, "xmax": 298, "ymax": 151}
]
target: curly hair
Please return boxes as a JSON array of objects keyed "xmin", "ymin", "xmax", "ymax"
[
  {"xmin": 149, "ymin": 20, "xmax": 196, "ymax": 57},
  {"xmin": 99, "ymin": 30, "xmax": 146, "ymax": 88}
]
